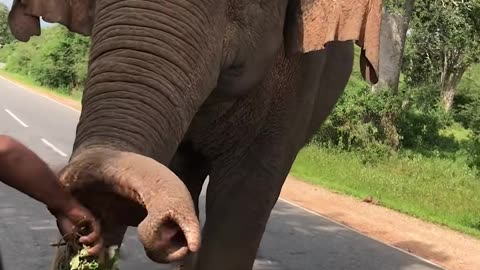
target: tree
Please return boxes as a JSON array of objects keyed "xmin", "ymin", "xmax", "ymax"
[
  {"xmin": 0, "ymin": 3, "xmax": 14, "ymax": 46},
  {"xmin": 374, "ymin": 0, "xmax": 415, "ymax": 93},
  {"xmin": 371, "ymin": 0, "xmax": 416, "ymax": 153},
  {"xmin": 403, "ymin": 0, "xmax": 480, "ymax": 111}
]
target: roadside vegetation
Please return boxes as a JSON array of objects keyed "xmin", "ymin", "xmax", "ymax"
[
  {"xmin": 0, "ymin": 5, "xmax": 88, "ymax": 100},
  {"xmin": 1, "ymin": 1, "xmax": 479, "ymax": 238},
  {"xmin": 293, "ymin": 0, "xmax": 480, "ymax": 238},
  {"xmin": 290, "ymin": 55, "xmax": 480, "ymax": 238}
]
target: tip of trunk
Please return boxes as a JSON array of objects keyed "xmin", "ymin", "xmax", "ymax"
[
  {"xmin": 138, "ymin": 212, "xmax": 200, "ymax": 263},
  {"xmin": 58, "ymin": 148, "xmax": 200, "ymax": 263}
]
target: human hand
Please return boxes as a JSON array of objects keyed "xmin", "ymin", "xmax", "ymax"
[{"xmin": 51, "ymin": 200, "xmax": 104, "ymax": 256}]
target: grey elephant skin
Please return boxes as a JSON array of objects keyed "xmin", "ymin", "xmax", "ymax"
[{"xmin": 8, "ymin": 0, "xmax": 383, "ymax": 269}]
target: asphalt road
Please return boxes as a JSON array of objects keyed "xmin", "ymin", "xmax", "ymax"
[{"xmin": 0, "ymin": 75, "xmax": 444, "ymax": 270}]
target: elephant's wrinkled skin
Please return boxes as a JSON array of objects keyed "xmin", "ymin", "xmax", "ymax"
[{"xmin": 9, "ymin": 0, "xmax": 382, "ymax": 269}]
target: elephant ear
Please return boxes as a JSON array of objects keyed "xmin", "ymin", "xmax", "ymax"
[
  {"xmin": 285, "ymin": 0, "xmax": 383, "ymax": 84},
  {"xmin": 8, "ymin": 0, "xmax": 95, "ymax": 42}
]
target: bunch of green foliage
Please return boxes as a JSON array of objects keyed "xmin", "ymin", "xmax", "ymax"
[
  {"xmin": 69, "ymin": 246, "xmax": 102, "ymax": 270},
  {"xmin": 56, "ymin": 245, "xmax": 120, "ymax": 270}
]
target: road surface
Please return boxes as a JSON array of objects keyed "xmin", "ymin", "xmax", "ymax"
[{"xmin": 0, "ymin": 75, "xmax": 444, "ymax": 270}]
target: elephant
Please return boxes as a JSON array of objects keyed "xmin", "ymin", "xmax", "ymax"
[{"xmin": 8, "ymin": 0, "xmax": 382, "ymax": 269}]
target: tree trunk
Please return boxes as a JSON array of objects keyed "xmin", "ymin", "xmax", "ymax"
[
  {"xmin": 371, "ymin": 0, "xmax": 415, "ymax": 153},
  {"xmin": 441, "ymin": 66, "xmax": 467, "ymax": 112},
  {"xmin": 372, "ymin": 10, "xmax": 404, "ymax": 92},
  {"xmin": 372, "ymin": 0, "xmax": 415, "ymax": 93},
  {"xmin": 441, "ymin": 86, "xmax": 455, "ymax": 112}
]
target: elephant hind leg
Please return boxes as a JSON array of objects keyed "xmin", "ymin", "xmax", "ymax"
[
  {"xmin": 191, "ymin": 144, "xmax": 294, "ymax": 270},
  {"xmin": 169, "ymin": 141, "xmax": 210, "ymax": 220},
  {"xmin": 169, "ymin": 141, "xmax": 210, "ymax": 269}
]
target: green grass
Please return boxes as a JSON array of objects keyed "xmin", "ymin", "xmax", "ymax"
[
  {"xmin": 290, "ymin": 145, "xmax": 480, "ymax": 239},
  {"xmin": 0, "ymin": 69, "xmax": 83, "ymax": 101}
]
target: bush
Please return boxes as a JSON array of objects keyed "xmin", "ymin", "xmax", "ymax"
[
  {"xmin": 4, "ymin": 39, "xmax": 39, "ymax": 75},
  {"xmin": 0, "ymin": 42, "xmax": 14, "ymax": 62},
  {"xmin": 314, "ymin": 80, "xmax": 401, "ymax": 150},
  {"xmin": 396, "ymin": 84, "xmax": 454, "ymax": 149},
  {"xmin": 312, "ymin": 79, "xmax": 453, "ymax": 163},
  {"xmin": 1, "ymin": 25, "xmax": 90, "ymax": 92}
]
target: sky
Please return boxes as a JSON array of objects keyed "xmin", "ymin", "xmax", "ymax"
[
  {"xmin": 0, "ymin": 0, "xmax": 11, "ymax": 8},
  {"xmin": 1, "ymin": 0, "xmax": 51, "ymax": 27}
]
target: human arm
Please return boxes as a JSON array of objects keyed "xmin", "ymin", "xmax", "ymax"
[{"xmin": 0, "ymin": 135, "xmax": 103, "ymax": 254}]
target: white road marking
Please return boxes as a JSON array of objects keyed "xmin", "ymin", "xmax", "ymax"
[
  {"xmin": 30, "ymin": 225, "xmax": 58, "ymax": 231},
  {"xmin": 41, "ymin": 138, "xmax": 68, "ymax": 157},
  {"xmin": 4, "ymin": 109, "xmax": 29, "ymax": 127}
]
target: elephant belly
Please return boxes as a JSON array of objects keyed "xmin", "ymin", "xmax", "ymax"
[{"xmin": 183, "ymin": 47, "xmax": 336, "ymax": 167}]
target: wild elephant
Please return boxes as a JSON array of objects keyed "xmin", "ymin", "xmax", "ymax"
[{"xmin": 8, "ymin": 0, "xmax": 382, "ymax": 269}]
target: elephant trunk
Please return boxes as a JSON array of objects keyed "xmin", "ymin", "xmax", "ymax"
[
  {"xmin": 72, "ymin": 0, "xmax": 225, "ymax": 165},
  {"xmin": 57, "ymin": 0, "xmax": 225, "ymax": 263},
  {"xmin": 58, "ymin": 148, "xmax": 200, "ymax": 263}
]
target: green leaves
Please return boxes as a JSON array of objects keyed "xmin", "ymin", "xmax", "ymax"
[
  {"xmin": 69, "ymin": 247, "xmax": 98, "ymax": 270},
  {"xmin": 383, "ymin": 0, "xmax": 406, "ymax": 14},
  {"xmin": 68, "ymin": 245, "xmax": 120, "ymax": 270},
  {"xmin": 403, "ymin": 0, "xmax": 480, "ymax": 87}
]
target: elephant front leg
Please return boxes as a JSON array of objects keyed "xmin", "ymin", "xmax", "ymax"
[{"xmin": 192, "ymin": 150, "xmax": 289, "ymax": 270}]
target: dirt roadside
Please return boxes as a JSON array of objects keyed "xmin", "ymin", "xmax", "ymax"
[
  {"xmin": 281, "ymin": 176, "xmax": 480, "ymax": 270},
  {"xmin": 3, "ymin": 75, "xmax": 479, "ymax": 270}
]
